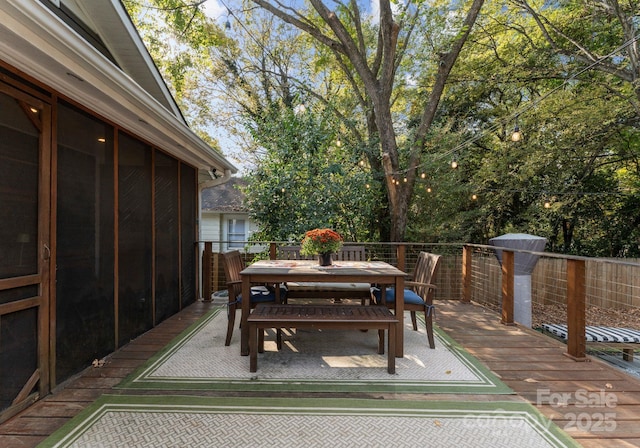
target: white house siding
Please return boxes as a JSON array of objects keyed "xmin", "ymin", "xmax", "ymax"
[{"xmin": 200, "ymin": 211, "xmax": 264, "ymax": 254}]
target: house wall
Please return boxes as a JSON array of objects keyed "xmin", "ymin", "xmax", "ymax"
[
  {"xmin": 0, "ymin": 62, "xmax": 200, "ymax": 419},
  {"xmin": 200, "ymin": 211, "xmax": 263, "ymax": 254}
]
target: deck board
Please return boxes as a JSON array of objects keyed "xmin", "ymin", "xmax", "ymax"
[{"xmin": 2, "ymin": 299, "xmax": 640, "ymax": 447}]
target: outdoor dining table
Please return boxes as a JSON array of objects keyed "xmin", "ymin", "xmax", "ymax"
[{"xmin": 240, "ymin": 259, "xmax": 407, "ymax": 357}]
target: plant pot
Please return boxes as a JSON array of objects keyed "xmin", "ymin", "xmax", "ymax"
[{"xmin": 318, "ymin": 252, "xmax": 333, "ymax": 266}]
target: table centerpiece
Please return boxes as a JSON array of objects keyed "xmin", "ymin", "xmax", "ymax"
[{"xmin": 300, "ymin": 228, "xmax": 343, "ymax": 266}]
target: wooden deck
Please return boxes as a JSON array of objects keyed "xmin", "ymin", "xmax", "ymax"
[{"xmin": 1, "ymin": 299, "xmax": 640, "ymax": 447}]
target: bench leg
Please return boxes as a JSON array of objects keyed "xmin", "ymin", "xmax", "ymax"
[
  {"xmin": 249, "ymin": 324, "xmax": 258, "ymax": 372},
  {"xmin": 623, "ymin": 349, "xmax": 634, "ymax": 362},
  {"xmin": 377, "ymin": 329, "xmax": 384, "ymax": 354},
  {"xmin": 387, "ymin": 324, "xmax": 396, "ymax": 374}
]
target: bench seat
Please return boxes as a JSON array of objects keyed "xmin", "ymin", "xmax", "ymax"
[
  {"xmin": 542, "ymin": 324, "xmax": 640, "ymax": 361},
  {"xmin": 248, "ymin": 303, "xmax": 397, "ymax": 373}
]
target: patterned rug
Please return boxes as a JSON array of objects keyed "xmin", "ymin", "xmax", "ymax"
[
  {"xmin": 117, "ymin": 307, "xmax": 511, "ymax": 394},
  {"xmin": 38, "ymin": 395, "xmax": 580, "ymax": 448}
]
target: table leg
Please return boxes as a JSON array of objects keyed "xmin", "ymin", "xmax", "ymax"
[
  {"xmin": 241, "ymin": 276, "xmax": 251, "ymax": 356},
  {"xmin": 394, "ymin": 275, "xmax": 404, "ymax": 358},
  {"xmin": 388, "ymin": 322, "xmax": 396, "ymax": 374}
]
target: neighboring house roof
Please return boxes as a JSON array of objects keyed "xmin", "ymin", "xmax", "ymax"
[
  {"xmin": 0, "ymin": 0, "xmax": 236, "ymax": 179},
  {"xmin": 202, "ymin": 178, "xmax": 248, "ymax": 213}
]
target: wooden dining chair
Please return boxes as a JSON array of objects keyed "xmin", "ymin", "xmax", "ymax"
[
  {"xmin": 222, "ymin": 250, "xmax": 285, "ymax": 346},
  {"xmin": 371, "ymin": 251, "xmax": 441, "ymax": 349}
]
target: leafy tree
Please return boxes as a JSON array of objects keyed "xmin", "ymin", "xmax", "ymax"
[
  {"xmin": 244, "ymin": 103, "xmax": 378, "ymax": 242},
  {"xmin": 246, "ymin": 0, "xmax": 486, "ymax": 241},
  {"xmin": 409, "ymin": 0, "xmax": 640, "ymax": 255}
]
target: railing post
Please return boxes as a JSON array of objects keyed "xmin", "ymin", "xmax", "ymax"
[
  {"xmin": 566, "ymin": 259, "xmax": 587, "ymax": 361},
  {"xmin": 396, "ymin": 244, "xmax": 406, "ymax": 273},
  {"xmin": 203, "ymin": 242, "xmax": 212, "ymax": 302},
  {"xmin": 269, "ymin": 242, "xmax": 277, "ymax": 260},
  {"xmin": 501, "ymin": 250, "xmax": 515, "ymax": 325},
  {"xmin": 462, "ymin": 245, "xmax": 472, "ymax": 303}
]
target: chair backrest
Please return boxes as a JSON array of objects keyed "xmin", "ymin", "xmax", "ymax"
[
  {"xmin": 279, "ymin": 245, "xmax": 313, "ymax": 260},
  {"xmin": 411, "ymin": 252, "xmax": 441, "ymax": 303},
  {"xmin": 222, "ymin": 250, "xmax": 245, "ymax": 300},
  {"xmin": 334, "ymin": 245, "xmax": 366, "ymax": 261},
  {"xmin": 278, "ymin": 245, "xmax": 366, "ymax": 261}
]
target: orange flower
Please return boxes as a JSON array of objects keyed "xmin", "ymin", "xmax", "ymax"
[{"xmin": 300, "ymin": 228, "xmax": 343, "ymax": 255}]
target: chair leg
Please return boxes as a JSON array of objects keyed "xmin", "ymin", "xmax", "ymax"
[
  {"xmin": 425, "ymin": 310, "xmax": 435, "ymax": 349},
  {"xmin": 225, "ymin": 305, "xmax": 237, "ymax": 346},
  {"xmin": 410, "ymin": 311, "xmax": 418, "ymax": 331},
  {"xmin": 258, "ymin": 329, "xmax": 265, "ymax": 353},
  {"xmin": 377, "ymin": 329, "xmax": 385, "ymax": 354},
  {"xmin": 276, "ymin": 328, "xmax": 282, "ymax": 350}
]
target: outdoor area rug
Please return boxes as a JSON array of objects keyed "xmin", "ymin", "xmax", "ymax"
[
  {"xmin": 117, "ymin": 307, "xmax": 511, "ymax": 394},
  {"xmin": 37, "ymin": 395, "xmax": 580, "ymax": 448}
]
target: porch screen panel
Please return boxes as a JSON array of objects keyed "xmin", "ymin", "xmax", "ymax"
[
  {"xmin": 0, "ymin": 91, "xmax": 39, "ymax": 279},
  {"xmin": 154, "ymin": 151, "xmax": 179, "ymax": 323},
  {"xmin": 118, "ymin": 132, "xmax": 153, "ymax": 346},
  {"xmin": 180, "ymin": 163, "xmax": 197, "ymax": 306},
  {"xmin": 0, "ymin": 308, "xmax": 37, "ymax": 411},
  {"xmin": 56, "ymin": 102, "xmax": 115, "ymax": 381}
]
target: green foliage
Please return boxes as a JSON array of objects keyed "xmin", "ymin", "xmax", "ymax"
[
  {"xmin": 243, "ymin": 103, "xmax": 378, "ymax": 242},
  {"xmin": 124, "ymin": 0, "xmax": 640, "ymax": 256}
]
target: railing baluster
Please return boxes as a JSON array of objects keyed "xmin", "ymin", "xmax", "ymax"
[
  {"xmin": 462, "ymin": 245, "xmax": 472, "ymax": 303},
  {"xmin": 566, "ymin": 259, "xmax": 587, "ymax": 360},
  {"xmin": 501, "ymin": 250, "xmax": 514, "ymax": 325},
  {"xmin": 203, "ymin": 241, "xmax": 212, "ymax": 301}
]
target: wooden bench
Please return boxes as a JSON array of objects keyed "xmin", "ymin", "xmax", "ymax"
[
  {"xmin": 248, "ymin": 303, "xmax": 397, "ymax": 373},
  {"xmin": 278, "ymin": 245, "xmax": 371, "ymax": 302}
]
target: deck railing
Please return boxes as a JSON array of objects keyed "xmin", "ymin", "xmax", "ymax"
[{"xmin": 200, "ymin": 241, "xmax": 640, "ymax": 361}]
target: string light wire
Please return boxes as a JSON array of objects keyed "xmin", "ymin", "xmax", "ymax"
[{"xmin": 404, "ymin": 33, "xmax": 640, "ymax": 177}]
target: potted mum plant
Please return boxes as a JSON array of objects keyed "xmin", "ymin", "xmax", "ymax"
[{"xmin": 300, "ymin": 228, "xmax": 343, "ymax": 266}]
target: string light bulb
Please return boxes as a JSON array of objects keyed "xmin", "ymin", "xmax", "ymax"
[
  {"xmin": 544, "ymin": 199, "xmax": 551, "ymax": 208},
  {"xmin": 511, "ymin": 122, "xmax": 522, "ymax": 142},
  {"xmin": 472, "ymin": 194, "xmax": 477, "ymax": 200},
  {"xmin": 451, "ymin": 159, "xmax": 458, "ymax": 169},
  {"xmin": 421, "ymin": 172, "xmax": 426, "ymax": 179}
]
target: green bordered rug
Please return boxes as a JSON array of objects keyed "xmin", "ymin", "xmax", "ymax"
[
  {"xmin": 117, "ymin": 308, "xmax": 511, "ymax": 394},
  {"xmin": 38, "ymin": 395, "xmax": 580, "ymax": 448}
]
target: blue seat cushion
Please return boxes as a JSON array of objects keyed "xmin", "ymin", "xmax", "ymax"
[
  {"xmin": 372, "ymin": 287, "xmax": 424, "ymax": 305},
  {"xmin": 237, "ymin": 286, "xmax": 283, "ymax": 304}
]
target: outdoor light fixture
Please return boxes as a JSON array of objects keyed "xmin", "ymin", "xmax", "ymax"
[
  {"xmin": 511, "ymin": 121, "xmax": 522, "ymax": 142},
  {"xmin": 451, "ymin": 159, "xmax": 458, "ymax": 169},
  {"xmin": 472, "ymin": 194, "xmax": 478, "ymax": 200}
]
